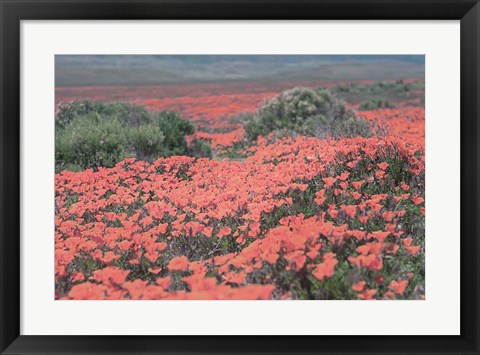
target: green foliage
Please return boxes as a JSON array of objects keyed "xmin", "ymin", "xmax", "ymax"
[
  {"xmin": 188, "ymin": 139, "xmax": 213, "ymax": 158},
  {"xmin": 358, "ymin": 99, "xmax": 395, "ymax": 111},
  {"xmin": 56, "ymin": 114, "xmax": 128, "ymax": 171},
  {"xmin": 244, "ymin": 87, "xmax": 371, "ymax": 141},
  {"xmin": 56, "ymin": 101, "xmax": 151, "ymax": 130},
  {"xmin": 154, "ymin": 111, "xmax": 195, "ymax": 156},
  {"xmin": 128, "ymin": 124, "xmax": 165, "ymax": 160},
  {"xmin": 329, "ymin": 80, "xmax": 425, "ymax": 107},
  {"xmin": 332, "ymin": 80, "xmax": 423, "ymax": 96},
  {"xmin": 56, "ymin": 101, "xmax": 212, "ymax": 172}
]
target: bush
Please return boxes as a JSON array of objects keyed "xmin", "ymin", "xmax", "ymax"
[
  {"xmin": 358, "ymin": 99, "xmax": 395, "ymax": 111},
  {"xmin": 188, "ymin": 139, "xmax": 214, "ymax": 158},
  {"xmin": 128, "ymin": 124, "xmax": 165, "ymax": 161},
  {"xmin": 244, "ymin": 87, "xmax": 371, "ymax": 141},
  {"xmin": 328, "ymin": 80, "xmax": 425, "ymax": 108},
  {"xmin": 56, "ymin": 101, "xmax": 151, "ymax": 130},
  {"xmin": 56, "ymin": 101, "xmax": 212, "ymax": 172},
  {"xmin": 154, "ymin": 111, "xmax": 195, "ymax": 156},
  {"xmin": 56, "ymin": 114, "xmax": 127, "ymax": 171}
]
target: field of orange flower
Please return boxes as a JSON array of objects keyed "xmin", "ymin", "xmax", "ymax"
[{"xmin": 55, "ymin": 80, "xmax": 425, "ymax": 300}]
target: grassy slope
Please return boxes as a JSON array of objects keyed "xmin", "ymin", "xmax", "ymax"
[{"xmin": 56, "ymin": 55, "xmax": 425, "ymax": 86}]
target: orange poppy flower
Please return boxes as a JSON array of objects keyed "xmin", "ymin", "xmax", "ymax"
[
  {"xmin": 388, "ymin": 279, "xmax": 408, "ymax": 295},
  {"xmin": 167, "ymin": 256, "xmax": 189, "ymax": 272}
]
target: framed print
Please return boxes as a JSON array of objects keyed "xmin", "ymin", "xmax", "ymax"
[{"xmin": 0, "ymin": 0, "xmax": 479, "ymax": 354}]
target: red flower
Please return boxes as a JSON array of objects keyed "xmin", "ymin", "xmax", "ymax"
[
  {"xmin": 168, "ymin": 256, "xmax": 189, "ymax": 271},
  {"xmin": 388, "ymin": 279, "xmax": 408, "ymax": 295},
  {"xmin": 352, "ymin": 281, "xmax": 366, "ymax": 292}
]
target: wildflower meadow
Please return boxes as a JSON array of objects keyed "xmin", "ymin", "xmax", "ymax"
[{"xmin": 55, "ymin": 56, "xmax": 425, "ymax": 300}]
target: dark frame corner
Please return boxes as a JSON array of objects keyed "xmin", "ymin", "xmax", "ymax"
[{"xmin": 1, "ymin": 1, "xmax": 479, "ymax": 354}]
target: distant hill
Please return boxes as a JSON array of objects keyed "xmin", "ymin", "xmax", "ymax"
[{"xmin": 55, "ymin": 55, "xmax": 425, "ymax": 86}]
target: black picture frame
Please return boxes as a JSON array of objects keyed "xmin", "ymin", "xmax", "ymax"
[{"xmin": 1, "ymin": 1, "xmax": 479, "ymax": 354}]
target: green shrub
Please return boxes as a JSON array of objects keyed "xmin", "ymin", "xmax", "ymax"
[
  {"xmin": 244, "ymin": 87, "xmax": 371, "ymax": 141},
  {"xmin": 188, "ymin": 139, "xmax": 213, "ymax": 158},
  {"xmin": 55, "ymin": 101, "xmax": 211, "ymax": 172},
  {"xmin": 328, "ymin": 80, "xmax": 425, "ymax": 108},
  {"xmin": 358, "ymin": 99, "xmax": 395, "ymax": 111},
  {"xmin": 128, "ymin": 124, "xmax": 165, "ymax": 161},
  {"xmin": 56, "ymin": 101, "xmax": 150, "ymax": 130},
  {"xmin": 56, "ymin": 114, "xmax": 128, "ymax": 171},
  {"xmin": 154, "ymin": 111, "xmax": 195, "ymax": 156}
]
